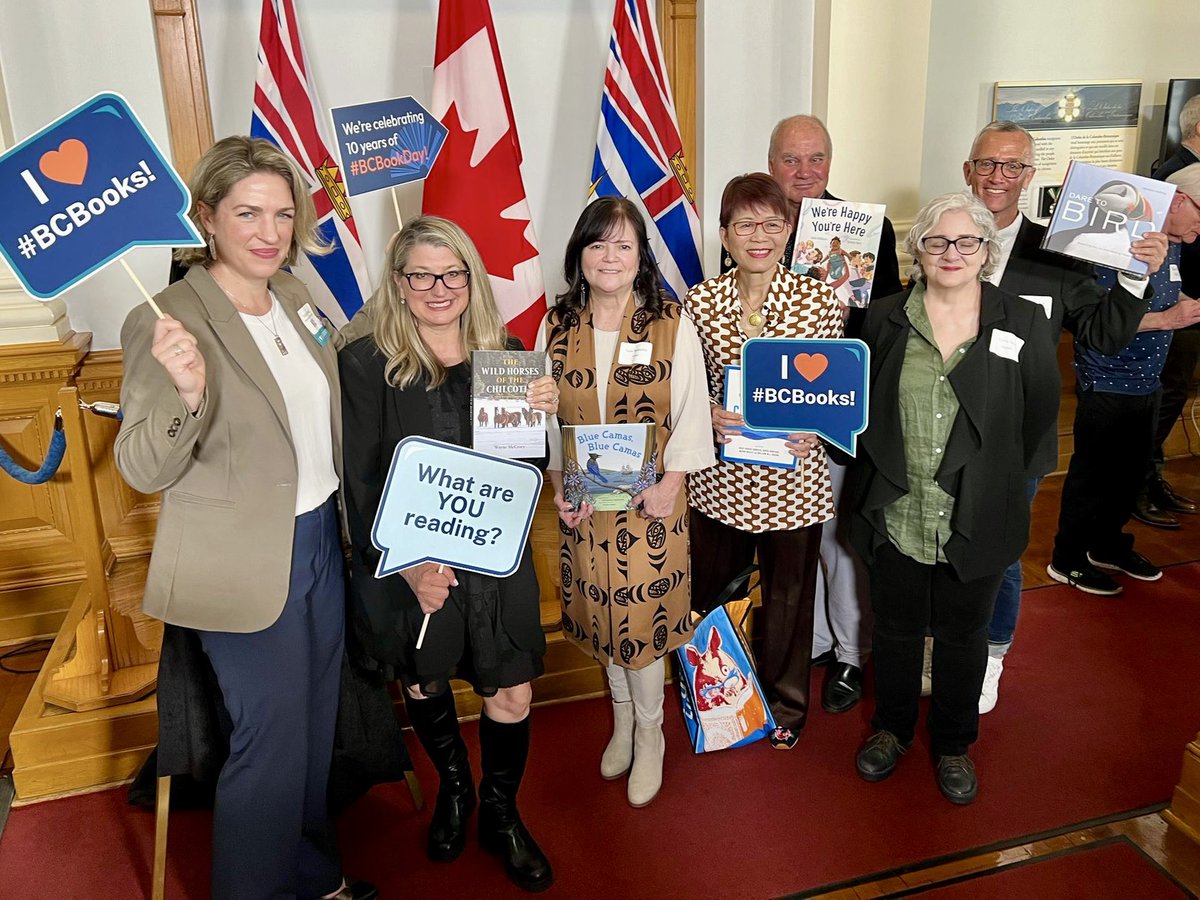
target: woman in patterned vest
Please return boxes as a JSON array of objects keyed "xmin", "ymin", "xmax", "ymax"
[
  {"xmin": 536, "ymin": 198, "xmax": 714, "ymax": 807},
  {"xmin": 685, "ymin": 174, "xmax": 844, "ymax": 750}
]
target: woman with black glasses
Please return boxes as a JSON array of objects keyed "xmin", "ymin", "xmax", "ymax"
[{"xmin": 849, "ymin": 192, "xmax": 1059, "ymax": 805}]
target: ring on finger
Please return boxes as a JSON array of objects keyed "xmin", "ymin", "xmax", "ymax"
[{"xmin": 173, "ymin": 343, "xmax": 185, "ymax": 356}]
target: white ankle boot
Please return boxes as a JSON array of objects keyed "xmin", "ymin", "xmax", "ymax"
[
  {"xmin": 600, "ymin": 700, "xmax": 634, "ymax": 779},
  {"xmin": 627, "ymin": 724, "xmax": 664, "ymax": 808}
]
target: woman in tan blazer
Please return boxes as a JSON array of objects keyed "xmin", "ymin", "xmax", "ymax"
[{"xmin": 116, "ymin": 136, "xmax": 373, "ymax": 900}]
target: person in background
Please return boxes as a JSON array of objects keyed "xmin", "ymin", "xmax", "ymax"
[
  {"xmin": 763, "ymin": 115, "xmax": 904, "ymax": 715},
  {"xmin": 340, "ymin": 216, "xmax": 557, "ymax": 893},
  {"xmin": 960, "ymin": 120, "xmax": 1166, "ymax": 710},
  {"xmin": 1049, "ymin": 165, "xmax": 1200, "ymax": 596},
  {"xmin": 1135, "ymin": 95, "xmax": 1200, "ymax": 528},
  {"xmin": 538, "ymin": 197, "xmax": 714, "ymax": 808},
  {"xmin": 851, "ymin": 191, "xmax": 1059, "ymax": 805},
  {"xmin": 686, "ymin": 173, "xmax": 843, "ymax": 750},
  {"xmin": 115, "ymin": 135, "xmax": 374, "ymax": 900}
]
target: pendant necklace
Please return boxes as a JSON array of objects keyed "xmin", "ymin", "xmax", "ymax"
[
  {"xmin": 213, "ymin": 272, "xmax": 288, "ymax": 355},
  {"xmin": 747, "ymin": 310, "xmax": 765, "ymax": 328}
]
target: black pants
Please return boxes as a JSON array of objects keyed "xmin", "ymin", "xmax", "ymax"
[
  {"xmin": 689, "ymin": 510, "xmax": 822, "ymax": 731},
  {"xmin": 868, "ymin": 541, "xmax": 1002, "ymax": 757},
  {"xmin": 1148, "ymin": 329, "xmax": 1200, "ymax": 479},
  {"xmin": 1053, "ymin": 389, "xmax": 1157, "ymax": 568}
]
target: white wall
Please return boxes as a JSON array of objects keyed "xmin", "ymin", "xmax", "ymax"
[
  {"xmin": 0, "ymin": 0, "xmax": 173, "ymax": 349},
  {"xmin": 919, "ymin": 0, "xmax": 1200, "ymax": 204},
  {"xmin": 697, "ymin": 0, "xmax": 816, "ymax": 274}
]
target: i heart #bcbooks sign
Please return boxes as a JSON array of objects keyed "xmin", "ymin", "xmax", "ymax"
[{"xmin": 740, "ymin": 337, "xmax": 870, "ymax": 455}]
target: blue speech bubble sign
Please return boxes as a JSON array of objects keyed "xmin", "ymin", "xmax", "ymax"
[
  {"xmin": 740, "ymin": 338, "xmax": 870, "ymax": 456},
  {"xmin": 372, "ymin": 437, "xmax": 543, "ymax": 579},
  {"xmin": 0, "ymin": 92, "xmax": 203, "ymax": 299},
  {"xmin": 330, "ymin": 96, "xmax": 447, "ymax": 196}
]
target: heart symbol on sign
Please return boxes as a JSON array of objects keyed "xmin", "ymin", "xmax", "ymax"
[
  {"xmin": 793, "ymin": 353, "xmax": 828, "ymax": 382},
  {"xmin": 39, "ymin": 139, "xmax": 89, "ymax": 186}
]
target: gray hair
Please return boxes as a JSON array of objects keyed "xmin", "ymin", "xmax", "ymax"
[
  {"xmin": 1166, "ymin": 162, "xmax": 1200, "ymax": 205},
  {"xmin": 905, "ymin": 191, "xmax": 1001, "ymax": 283},
  {"xmin": 1180, "ymin": 95, "xmax": 1200, "ymax": 143},
  {"xmin": 969, "ymin": 120, "xmax": 1035, "ymax": 163},
  {"xmin": 768, "ymin": 114, "xmax": 833, "ymax": 162}
]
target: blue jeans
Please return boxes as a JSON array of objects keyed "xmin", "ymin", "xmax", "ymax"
[{"xmin": 987, "ymin": 475, "xmax": 1041, "ymax": 646}]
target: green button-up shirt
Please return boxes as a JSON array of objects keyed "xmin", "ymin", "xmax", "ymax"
[{"xmin": 883, "ymin": 284, "xmax": 977, "ymax": 564}]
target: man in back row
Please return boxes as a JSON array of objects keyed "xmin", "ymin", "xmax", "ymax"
[
  {"xmin": 762, "ymin": 115, "xmax": 903, "ymax": 716},
  {"xmin": 961, "ymin": 121, "xmax": 1168, "ymax": 711}
]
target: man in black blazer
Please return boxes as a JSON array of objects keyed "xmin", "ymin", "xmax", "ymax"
[
  {"xmin": 755, "ymin": 114, "xmax": 904, "ymax": 715},
  {"xmin": 961, "ymin": 121, "xmax": 1167, "ymax": 713},
  {"xmin": 1136, "ymin": 94, "xmax": 1200, "ymax": 527}
]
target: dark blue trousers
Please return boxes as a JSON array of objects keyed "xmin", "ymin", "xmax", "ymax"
[{"xmin": 199, "ymin": 496, "xmax": 345, "ymax": 900}]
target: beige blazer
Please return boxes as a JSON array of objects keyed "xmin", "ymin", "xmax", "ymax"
[{"xmin": 115, "ymin": 266, "xmax": 343, "ymax": 633}]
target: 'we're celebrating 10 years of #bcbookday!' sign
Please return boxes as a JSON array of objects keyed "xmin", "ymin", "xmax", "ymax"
[
  {"xmin": 371, "ymin": 437, "xmax": 543, "ymax": 580},
  {"xmin": 740, "ymin": 338, "xmax": 870, "ymax": 456},
  {"xmin": 331, "ymin": 96, "xmax": 447, "ymax": 196},
  {"xmin": 0, "ymin": 92, "xmax": 203, "ymax": 299}
]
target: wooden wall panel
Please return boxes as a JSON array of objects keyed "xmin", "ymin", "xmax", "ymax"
[{"xmin": 149, "ymin": 0, "xmax": 214, "ymax": 179}]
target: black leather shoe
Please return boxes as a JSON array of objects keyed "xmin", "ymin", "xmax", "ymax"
[
  {"xmin": 936, "ymin": 754, "xmax": 978, "ymax": 805},
  {"xmin": 325, "ymin": 879, "xmax": 379, "ymax": 900},
  {"xmin": 1152, "ymin": 478, "xmax": 1198, "ymax": 514},
  {"xmin": 855, "ymin": 730, "xmax": 909, "ymax": 782},
  {"xmin": 811, "ymin": 649, "xmax": 837, "ymax": 667},
  {"xmin": 1133, "ymin": 492, "xmax": 1180, "ymax": 529},
  {"xmin": 822, "ymin": 662, "xmax": 863, "ymax": 713}
]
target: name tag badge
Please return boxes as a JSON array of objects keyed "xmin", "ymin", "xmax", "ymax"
[
  {"xmin": 1019, "ymin": 294, "xmax": 1053, "ymax": 319},
  {"xmin": 1170, "ymin": 264, "xmax": 1182, "ymax": 283},
  {"xmin": 298, "ymin": 303, "xmax": 331, "ymax": 347},
  {"xmin": 618, "ymin": 341, "xmax": 653, "ymax": 365},
  {"xmin": 989, "ymin": 329, "xmax": 1024, "ymax": 362}
]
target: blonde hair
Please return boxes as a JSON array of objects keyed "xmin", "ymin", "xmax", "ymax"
[
  {"xmin": 373, "ymin": 216, "xmax": 508, "ymax": 389},
  {"xmin": 175, "ymin": 136, "xmax": 329, "ymax": 268}
]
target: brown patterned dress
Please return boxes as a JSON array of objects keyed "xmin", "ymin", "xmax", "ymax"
[{"xmin": 544, "ymin": 302, "xmax": 696, "ymax": 670}]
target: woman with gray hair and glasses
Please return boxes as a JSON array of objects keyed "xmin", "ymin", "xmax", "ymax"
[{"xmin": 848, "ymin": 191, "xmax": 1059, "ymax": 805}]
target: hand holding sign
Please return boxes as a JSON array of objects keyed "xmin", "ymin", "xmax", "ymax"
[
  {"xmin": 372, "ymin": 437, "xmax": 543, "ymax": 647},
  {"xmin": 740, "ymin": 338, "xmax": 870, "ymax": 456},
  {"xmin": 0, "ymin": 92, "xmax": 203, "ymax": 300}
]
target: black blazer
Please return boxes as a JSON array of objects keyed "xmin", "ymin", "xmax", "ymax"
[
  {"xmin": 337, "ymin": 335, "xmax": 546, "ymax": 666},
  {"xmin": 1000, "ymin": 215, "xmax": 1150, "ymax": 475},
  {"xmin": 851, "ymin": 283, "xmax": 1060, "ymax": 582}
]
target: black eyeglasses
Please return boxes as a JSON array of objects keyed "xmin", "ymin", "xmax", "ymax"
[
  {"xmin": 730, "ymin": 218, "xmax": 788, "ymax": 236},
  {"xmin": 919, "ymin": 236, "xmax": 984, "ymax": 255},
  {"xmin": 399, "ymin": 269, "xmax": 471, "ymax": 291},
  {"xmin": 970, "ymin": 158, "xmax": 1033, "ymax": 179}
]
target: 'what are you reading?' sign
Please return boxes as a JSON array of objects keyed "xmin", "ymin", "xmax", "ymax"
[
  {"xmin": 372, "ymin": 437, "xmax": 542, "ymax": 579},
  {"xmin": 0, "ymin": 92, "xmax": 203, "ymax": 298}
]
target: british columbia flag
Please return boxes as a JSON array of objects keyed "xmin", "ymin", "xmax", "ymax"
[
  {"xmin": 251, "ymin": 0, "xmax": 372, "ymax": 327},
  {"xmin": 591, "ymin": 0, "xmax": 703, "ymax": 299}
]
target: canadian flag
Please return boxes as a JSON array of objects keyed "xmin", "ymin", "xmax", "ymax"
[{"xmin": 423, "ymin": 0, "xmax": 547, "ymax": 349}]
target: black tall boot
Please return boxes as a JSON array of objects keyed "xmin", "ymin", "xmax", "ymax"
[
  {"xmin": 405, "ymin": 691, "xmax": 476, "ymax": 862},
  {"xmin": 477, "ymin": 714, "xmax": 554, "ymax": 892}
]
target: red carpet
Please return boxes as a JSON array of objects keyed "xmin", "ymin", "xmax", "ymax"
[
  {"xmin": 909, "ymin": 836, "xmax": 1191, "ymax": 898},
  {"xmin": 1, "ymin": 563, "xmax": 1198, "ymax": 899}
]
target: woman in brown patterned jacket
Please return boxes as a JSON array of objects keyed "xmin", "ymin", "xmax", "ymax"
[
  {"xmin": 684, "ymin": 173, "xmax": 844, "ymax": 750},
  {"xmin": 536, "ymin": 198, "xmax": 714, "ymax": 808}
]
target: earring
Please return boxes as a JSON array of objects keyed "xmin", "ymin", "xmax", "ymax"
[
  {"xmin": 723, "ymin": 252, "xmax": 732, "ymax": 268},
  {"xmin": 207, "ymin": 233, "xmax": 217, "ymax": 259}
]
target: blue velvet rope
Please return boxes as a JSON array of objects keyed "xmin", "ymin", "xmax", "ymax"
[{"xmin": 0, "ymin": 417, "xmax": 66, "ymax": 485}]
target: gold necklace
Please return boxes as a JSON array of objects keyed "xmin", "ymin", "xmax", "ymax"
[{"xmin": 742, "ymin": 298, "xmax": 767, "ymax": 328}]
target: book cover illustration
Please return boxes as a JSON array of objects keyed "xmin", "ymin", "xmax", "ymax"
[
  {"xmin": 719, "ymin": 366, "xmax": 796, "ymax": 469},
  {"xmin": 471, "ymin": 349, "xmax": 549, "ymax": 459},
  {"xmin": 561, "ymin": 424, "xmax": 657, "ymax": 512},
  {"xmin": 790, "ymin": 198, "xmax": 887, "ymax": 308},
  {"xmin": 1042, "ymin": 160, "xmax": 1176, "ymax": 276}
]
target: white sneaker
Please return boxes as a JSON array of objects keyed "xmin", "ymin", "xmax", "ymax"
[
  {"xmin": 921, "ymin": 635, "xmax": 933, "ymax": 697},
  {"xmin": 979, "ymin": 655, "xmax": 1004, "ymax": 714}
]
